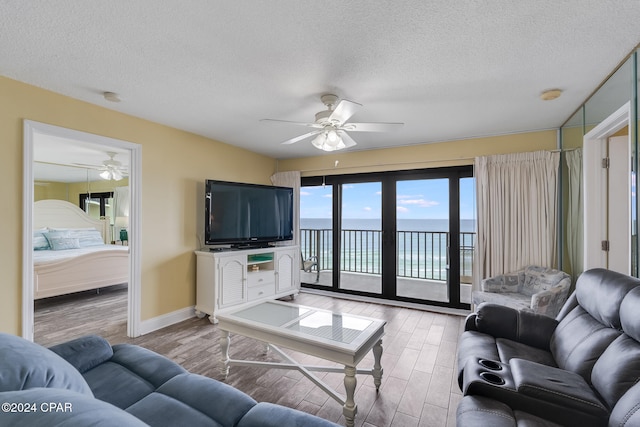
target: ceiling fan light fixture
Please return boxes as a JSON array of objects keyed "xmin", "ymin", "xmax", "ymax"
[
  {"xmin": 100, "ymin": 169, "xmax": 123, "ymax": 181},
  {"xmin": 264, "ymin": 93, "xmax": 403, "ymax": 150},
  {"xmin": 312, "ymin": 130, "xmax": 346, "ymax": 152}
]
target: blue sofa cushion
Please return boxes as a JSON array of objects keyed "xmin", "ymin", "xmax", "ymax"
[
  {"xmin": 127, "ymin": 373, "xmax": 256, "ymax": 427},
  {"xmin": 48, "ymin": 334, "xmax": 113, "ymax": 373},
  {"xmin": 82, "ymin": 343, "xmax": 187, "ymax": 409},
  {"xmin": 109, "ymin": 343, "xmax": 188, "ymax": 387},
  {"xmin": 237, "ymin": 402, "xmax": 342, "ymax": 427},
  {"xmin": 0, "ymin": 388, "xmax": 148, "ymax": 427},
  {"xmin": 0, "ymin": 333, "xmax": 92, "ymax": 396}
]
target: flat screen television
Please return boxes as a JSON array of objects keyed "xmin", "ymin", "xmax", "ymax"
[{"xmin": 205, "ymin": 180, "xmax": 293, "ymax": 248}]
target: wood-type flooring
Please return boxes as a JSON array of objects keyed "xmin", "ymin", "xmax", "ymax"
[{"xmin": 34, "ymin": 286, "xmax": 464, "ymax": 427}]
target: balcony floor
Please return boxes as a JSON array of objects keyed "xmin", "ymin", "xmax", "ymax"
[{"xmin": 301, "ymin": 270, "xmax": 472, "ymax": 304}]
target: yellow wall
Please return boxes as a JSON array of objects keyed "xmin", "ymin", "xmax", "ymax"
[
  {"xmin": 35, "ymin": 178, "xmax": 129, "ymax": 203},
  {"xmin": 1, "ymin": 76, "xmax": 276, "ymax": 334},
  {"xmin": 34, "ymin": 181, "xmax": 69, "ymax": 201},
  {"xmin": 1, "ymin": 75, "xmax": 560, "ymax": 337},
  {"xmin": 277, "ymin": 130, "xmax": 557, "ymax": 175}
]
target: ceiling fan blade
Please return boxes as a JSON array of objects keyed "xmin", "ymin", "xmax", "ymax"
[
  {"xmin": 71, "ymin": 162, "xmax": 104, "ymax": 170},
  {"xmin": 339, "ymin": 131, "xmax": 357, "ymax": 148},
  {"xmin": 341, "ymin": 122, "xmax": 404, "ymax": 132},
  {"xmin": 281, "ymin": 130, "xmax": 323, "ymax": 145},
  {"xmin": 42, "ymin": 161, "xmax": 99, "ymax": 170},
  {"xmin": 260, "ymin": 119, "xmax": 323, "ymax": 129},
  {"xmin": 329, "ymin": 100, "xmax": 362, "ymax": 124}
]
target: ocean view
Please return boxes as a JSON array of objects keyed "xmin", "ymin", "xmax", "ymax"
[
  {"xmin": 300, "ymin": 218, "xmax": 476, "ymax": 280},
  {"xmin": 301, "ymin": 218, "xmax": 476, "ymax": 232}
]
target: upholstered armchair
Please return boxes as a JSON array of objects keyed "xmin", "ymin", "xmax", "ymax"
[{"xmin": 472, "ymin": 265, "xmax": 571, "ymax": 318}]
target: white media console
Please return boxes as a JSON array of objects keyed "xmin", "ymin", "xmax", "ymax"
[{"xmin": 195, "ymin": 246, "xmax": 300, "ymax": 323}]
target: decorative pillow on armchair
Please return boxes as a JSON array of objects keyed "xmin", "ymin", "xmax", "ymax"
[
  {"xmin": 521, "ymin": 266, "xmax": 567, "ymax": 296},
  {"xmin": 481, "ymin": 272, "xmax": 520, "ymax": 293}
]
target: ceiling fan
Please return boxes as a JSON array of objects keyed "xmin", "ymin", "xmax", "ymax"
[
  {"xmin": 73, "ymin": 151, "xmax": 128, "ymax": 181},
  {"xmin": 261, "ymin": 94, "xmax": 403, "ymax": 152}
]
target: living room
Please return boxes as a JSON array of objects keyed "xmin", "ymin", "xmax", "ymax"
[{"xmin": 2, "ymin": 2, "xmax": 640, "ymax": 426}]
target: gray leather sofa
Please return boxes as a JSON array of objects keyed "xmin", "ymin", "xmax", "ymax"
[
  {"xmin": 456, "ymin": 268, "xmax": 640, "ymax": 426},
  {"xmin": 0, "ymin": 333, "xmax": 340, "ymax": 427}
]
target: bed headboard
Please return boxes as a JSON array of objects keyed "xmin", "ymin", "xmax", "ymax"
[{"xmin": 34, "ymin": 200, "xmax": 110, "ymax": 243}]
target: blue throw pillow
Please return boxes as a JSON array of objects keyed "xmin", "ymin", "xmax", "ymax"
[
  {"xmin": 33, "ymin": 231, "xmax": 50, "ymax": 250},
  {"xmin": 48, "ymin": 237, "xmax": 81, "ymax": 250}
]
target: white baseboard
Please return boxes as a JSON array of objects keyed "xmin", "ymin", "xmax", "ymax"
[{"xmin": 139, "ymin": 306, "xmax": 196, "ymax": 335}]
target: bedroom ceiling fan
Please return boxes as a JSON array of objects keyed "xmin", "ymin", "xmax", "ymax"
[
  {"xmin": 73, "ymin": 151, "xmax": 128, "ymax": 181},
  {"xmin": 260, "ymin": 94, "xmax": 404, "ymax": 152}
]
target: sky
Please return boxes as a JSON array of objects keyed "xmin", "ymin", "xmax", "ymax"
[{"xmin": 300, "ymin": 178, "xmax": 475, "ymax": 220}]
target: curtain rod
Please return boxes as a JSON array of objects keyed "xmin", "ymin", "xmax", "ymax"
[
  {"xmin": 289, "ymin": 148, "xmax": 571, "ymax": 174},
  {"xmin": 550, "ymin": 148, "xmax": 579, "ymax": 152},
  {"xmin": 290, "ymin": 156, "xmax": 476, "ymax": 174}
]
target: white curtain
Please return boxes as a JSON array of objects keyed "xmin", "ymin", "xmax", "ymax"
[
  {"xmin": 474, "ymin": 151, "xmax": 560, "ymax": 291},
  {"xmin": 565, "ymin": 148, "xmax": 583, "ymax": 283},
  {"xmin": 270, "ymin": 171, "xmax": 300, "ymax": 246}
]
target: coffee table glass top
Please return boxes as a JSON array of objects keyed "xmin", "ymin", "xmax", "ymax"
[
  {"xmin": 231, "ymin": 303, "xmax": 311, "ymax": 327},
  {"xmin": 228, "ymin": 301, "xmax": 376, "ymax": 345}
]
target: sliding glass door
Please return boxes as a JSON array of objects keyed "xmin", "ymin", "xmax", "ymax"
[
  {"xmin": 339, "ymin": 181, "xmax": 382, "ymax": 294},
  {"xmin": 301, "ymin": 166, "xmax": 473, "ymax": 310},
  {"xmin": 396, "ymin": 178, "xmax": 450, "ymax": 302},
  {"xmin": 300, "ymin": 184, "xmax": 333, "ymax": 287}
]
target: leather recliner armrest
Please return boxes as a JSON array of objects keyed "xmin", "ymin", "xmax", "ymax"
[
  {"xmin": 471, "ymin": 303, "xmax": 558, "ymax": 350},
  {"xmin": 510, "ymin": 358, "xmax": 609, "ymax": 426}
]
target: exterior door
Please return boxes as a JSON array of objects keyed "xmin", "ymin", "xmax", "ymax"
[
  {"xmin": 395, "ymin": 178, "xmax": 450, "ymax": 302},
  {"xmin": 301, "ymin": 166, "xmax": 473, "ymax": 310},
  {"xmin": 339, "ymin": 181, "xmax": 382, "ymax": 294}
]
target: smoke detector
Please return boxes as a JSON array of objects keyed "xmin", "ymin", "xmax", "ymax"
[{"xmin": 540, "ymin": 89, "xmax": 562, "ymax": 101}]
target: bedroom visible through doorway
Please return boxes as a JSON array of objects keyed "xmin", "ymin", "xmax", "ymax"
[{"xmin": 23, "ymin": 120, "xmax": 142, "ymax": 341}]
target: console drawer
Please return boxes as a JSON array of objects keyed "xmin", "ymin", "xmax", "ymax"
[
  {"xmin": 248, "ymin": 283, "xmax": 275, "ymax": 300},
  {"xmin": 247, "ymin": 270, "xmax": 275, "ymax": 288}
]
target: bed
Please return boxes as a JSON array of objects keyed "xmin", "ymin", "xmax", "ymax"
[{"xmin": 33, "ymin": 199, "xmax": 129, "ymax": 299}]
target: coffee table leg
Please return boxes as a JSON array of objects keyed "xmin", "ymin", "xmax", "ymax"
[
  {"xmin": 343, "ymin": 365, "xmax": 357, "ymax": 427},
  {"xmin": 372, "ymin": 339, "xmax": 383, "ymax": 392},
  {"xmin": 220, "ymin": 330, "xmax": 230, "ymax": 379}
]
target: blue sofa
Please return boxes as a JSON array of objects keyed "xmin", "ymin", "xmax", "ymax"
[{"xmin": 0, "ymin": 333, "xmax": 340, "ymax": 426}]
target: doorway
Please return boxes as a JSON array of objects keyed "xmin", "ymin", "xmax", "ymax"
[
  {"xmin": 301, "ymin": 166, "xmax": 473, "ymax": 310},
  {"xmin": 583, "ymin": 102, "xmax": 631, "ymax": 274},
  {"xmin": 23, "ymin": 120, "xmax": 142, "ymax": 340}
]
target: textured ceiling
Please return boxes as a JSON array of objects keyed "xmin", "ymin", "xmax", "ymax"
[
  {"xmin": 33, "ymin": 134, "xmax": 129, "ymax": 183},
  {"xmin": 2, "ymin": 1, "xmax": 640, "ymax": 160}
]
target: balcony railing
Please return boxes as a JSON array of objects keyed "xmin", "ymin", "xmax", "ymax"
[{"xmin": 301, "ymin": 228, "xmax": 475, "ymax": 282}]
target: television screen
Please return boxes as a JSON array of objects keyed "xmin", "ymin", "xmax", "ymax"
[{"xmin": 205, "ymin": 180, "xmax": 293, "ymax": 247}]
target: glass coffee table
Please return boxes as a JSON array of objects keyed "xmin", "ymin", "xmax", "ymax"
[{"xmin": 217, "ymin": 300, "xmax": 386, "ymax": 427}]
